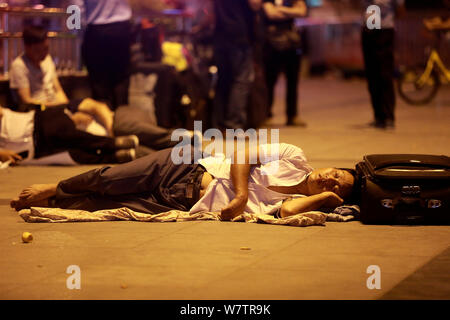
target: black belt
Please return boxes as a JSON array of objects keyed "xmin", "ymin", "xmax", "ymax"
[{"xmin": 185, "ymin": 165, "xmax": 207, "ymax": 208}]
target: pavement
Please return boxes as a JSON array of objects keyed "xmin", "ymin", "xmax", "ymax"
[{"xmin": 0, "ymin": 77, "xmax": 449, "ymax": 300}]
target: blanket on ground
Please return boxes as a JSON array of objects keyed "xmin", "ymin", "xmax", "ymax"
[{"xmin": 18, "ymin": 205, "xmax": 359, "ymax": 227}]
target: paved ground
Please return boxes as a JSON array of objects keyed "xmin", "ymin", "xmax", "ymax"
[{"xmin": 0, "ymin": 77, "xmax": 449, "ymax": 300}]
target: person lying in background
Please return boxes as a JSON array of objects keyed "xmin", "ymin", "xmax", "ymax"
[
  {"xmin": 11, "ymin": 142, "xmax": 358, "ymax": 221},
  {"xmin": 9, "ymin": 25, "xmax": 180, "ymax": 154},
  {"xmin": 0, "ymin": 105, "xmax": 138, "ymax": 165}
]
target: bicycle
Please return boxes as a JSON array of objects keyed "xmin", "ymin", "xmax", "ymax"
[{"xmin": 397, "ymin": 18, "xmax": 450, "ymax": 105}]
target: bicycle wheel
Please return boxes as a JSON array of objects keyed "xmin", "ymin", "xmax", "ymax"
[{"xmin": 397, "ymin": 67, "xmax": 440, "ymax": 105}]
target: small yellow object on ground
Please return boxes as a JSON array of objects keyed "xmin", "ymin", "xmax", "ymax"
[
  {"xmin": 240, "ymin": 247, "xmax": 251, "ymax": 250},
  {"xmin": 22, "ymin": 232, "xmax": 33, "ymax": 243}
]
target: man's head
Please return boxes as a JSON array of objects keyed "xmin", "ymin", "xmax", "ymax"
[
  {"xmin": 306, "ymin": 167, "xmax": 356, "ymax": 199},
  {"xmin": 23, "ymin": 25, "xmax": 49, "ymax": 64}
]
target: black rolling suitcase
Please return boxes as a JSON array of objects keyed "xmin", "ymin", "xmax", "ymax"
[{"xmin": 356, "ymin": 154, "xmax": 450, "ymax": 225}]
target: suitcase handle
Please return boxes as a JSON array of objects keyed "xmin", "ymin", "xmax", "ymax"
[
  {"xmin": 370, "ymin": 161, "xmax": 450, "ymax": 171},
  {"xmin": 362, "ymin": 160, "xmax": 450, "ymax": 180},
  {"xmin": 363, "ymin": 155, "xmax": 450, "ymax": 172}
]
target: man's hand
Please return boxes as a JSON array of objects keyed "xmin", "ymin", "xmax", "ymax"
[
  {"xmin": 220, "ymin": 194, "xmax": 248, "ymax": 221},
  {"xmin": 322, "ymin": 191, "xmax": 344, "ymax": 208},
  {"xmin": 0, "ymin": 149, "xmax": 22, "ymax": 164}
]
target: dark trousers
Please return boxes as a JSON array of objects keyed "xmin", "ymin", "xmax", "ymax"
[
  {"xmin": 113, "ymin": 106, "xmax": 177, "ymax": 152},
  {"xmin": 264, "ymin": 47, "xmax": 301, "ymax": 119},
  {"xmin": 361, "ymin": 28, "xmax": 396, "ymax": 124},
  {"xmin": 52, "ymin": 148, "xmax": 205, "ymax": 214},
  {"xmin": 82, "ymin": 20, "xmax": 132, "ymax": 110},
  {"xmin": 33, "ymin": 107, "xmax": 117, "ymax": 164},
  {"xmin": 213, "ymin": 41, "xmax": 254, "ymax": 130}
]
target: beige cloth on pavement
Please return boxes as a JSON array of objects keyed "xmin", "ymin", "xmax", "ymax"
[{"xmin": 18, "ymin": 207, "xmax": 354, "ymax": 227}]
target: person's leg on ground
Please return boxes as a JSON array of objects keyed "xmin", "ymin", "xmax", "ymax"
[
  {"xmin": 12, "ymin": 147, "xmax": 202, "ymax": 214},
  {"xmin": 33, "ymin": 108, "xmax": 134, "ymax": 163},
  {"xmin": 113, "ymin": 106, "xmax": 177, "ymax": 150},
  {"xmin": 77, "ymin": 98, "xmax": 115, "ymax": 136}
]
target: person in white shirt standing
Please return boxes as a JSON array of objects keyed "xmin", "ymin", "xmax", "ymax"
[{"xmin": 73, "ymin": 0, "xmax": 133, "ymax": 110}]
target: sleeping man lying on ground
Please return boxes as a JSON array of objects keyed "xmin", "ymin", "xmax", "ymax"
[{"xmin": 11, "ymin": 142, "xmax": 357, "ymax": 220}]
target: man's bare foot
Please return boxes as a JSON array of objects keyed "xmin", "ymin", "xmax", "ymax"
[{"xmin": 11, "ymin": 184, "xmax": 57, "ymax": 211}]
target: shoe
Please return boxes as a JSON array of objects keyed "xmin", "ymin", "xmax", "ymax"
[
  {"xmin": 115, "ymin": 135, "xmax": 139, "ymax": 149},
  {"xmin": 261, "ymin": 117, "xmax": 277, "ymax": 127},
  {"xmin": 367, "ymin": 120, "xmax": 386, "ymax": 129},
  {"xmin": 286, "ymin": 117, "xmax": 307, "ymax": 127},
  {"xmin": 385, "ymin": 119, "xmax": 395, "ymax": 129},
  {"xmin": 115, "ymin": 149, "xmax": 136, "ymax": 163}
]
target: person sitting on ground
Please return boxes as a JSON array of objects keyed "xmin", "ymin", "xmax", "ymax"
[
  {"xmin": 0, "ymin": 105, "xmax": 138, "ymax": 165},
  {"xmin": 9, "ymin": 25, "xmax": 180, "ymax": 154},
  {"xmin": 11, "ymin": 142, "xmax": 358, "ymax": 221}
]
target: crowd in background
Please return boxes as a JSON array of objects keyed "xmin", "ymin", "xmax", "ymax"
[{"xmin": 1, "ymin": 0, "xmax": 449, "ymax": 166}]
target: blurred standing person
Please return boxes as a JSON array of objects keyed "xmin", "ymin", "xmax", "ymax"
[
  {"xmin": 362, "ymin": 0, "xmax": 405, "ymax": 129},
  {"xmin": 74, "ymin": 0, "xmax": 132, "ymax": 111},
  {"xmin": 212, "ymin": 0, "xmax": 262, "ymax": 131},
  {"xmin": 262, "ymin": 0, "xmax": 307, "ymax": 127}
]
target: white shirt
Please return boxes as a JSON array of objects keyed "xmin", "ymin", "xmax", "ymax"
[
  {"xmin": 190, "ymin": 143, "xmax": 314, "ymax": 215},
  {"xmin": 72, "ymin": 0, "xmax": 132, "ymax": 25},
  {"xmin": 9, "ymin": 54, "xmax": 57, "ymax": 104},
  {"xmin": 0, "ymin": 107, "xmax": 35, "ymax": 160}
]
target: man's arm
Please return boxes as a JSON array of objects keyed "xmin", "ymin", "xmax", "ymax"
[
  {"xmin": 220, "ymin": 141, "xmax": 262, "ymax": 221},
  {"xmin": 15, "ymin": 87, "xmax": 43, "ymax": 106},
  {"xmin": 280, "ymin": 191, "xmax": 343, "ymax": 218},
  {"xmin": 263, "ymin": 2, "xmax": 287, "ymax": 20},
  {"xmin": 278, "ymin": 0, "xmax": 307, "ymax": 18},
  {"xmin": 248, "ymin": 0, "xmax": 262, "ymax": 11},
  {"xmin": 51, "ymin": 76, "xmax": 70, "ymax": 106},
  {"xmin": 14, "ymin": 75, "xmax": 68, "ymax": 107},
  {"xmin": 263, "ymin": 0, "xmax": 306, "ymax": 20}
]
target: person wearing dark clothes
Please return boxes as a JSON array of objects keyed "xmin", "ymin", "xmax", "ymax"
[
  {"xmin": 74, "ymin": 0, "xmax": 132, "ymax": 110},
  {"xmin": 262, "ymin": 0, "xmax": 307, "ymax": 127},
  {"xmin": 11, "ymin": 143, "xmax": 356, "ymax": 222},
  {"xmin": 212, "ymin": 0, "xmax": 262, "ymax": 130},
  {"xmin": 0, "ymin": 105, "xmax": 137, "ymax": 164},
  {"xmin": 9, "ymin": 25, "xmax": 179, "ymax": 157},
  {"xmin": 362, "ymin": 0, "xmax": 404, "ymax": 129}
]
